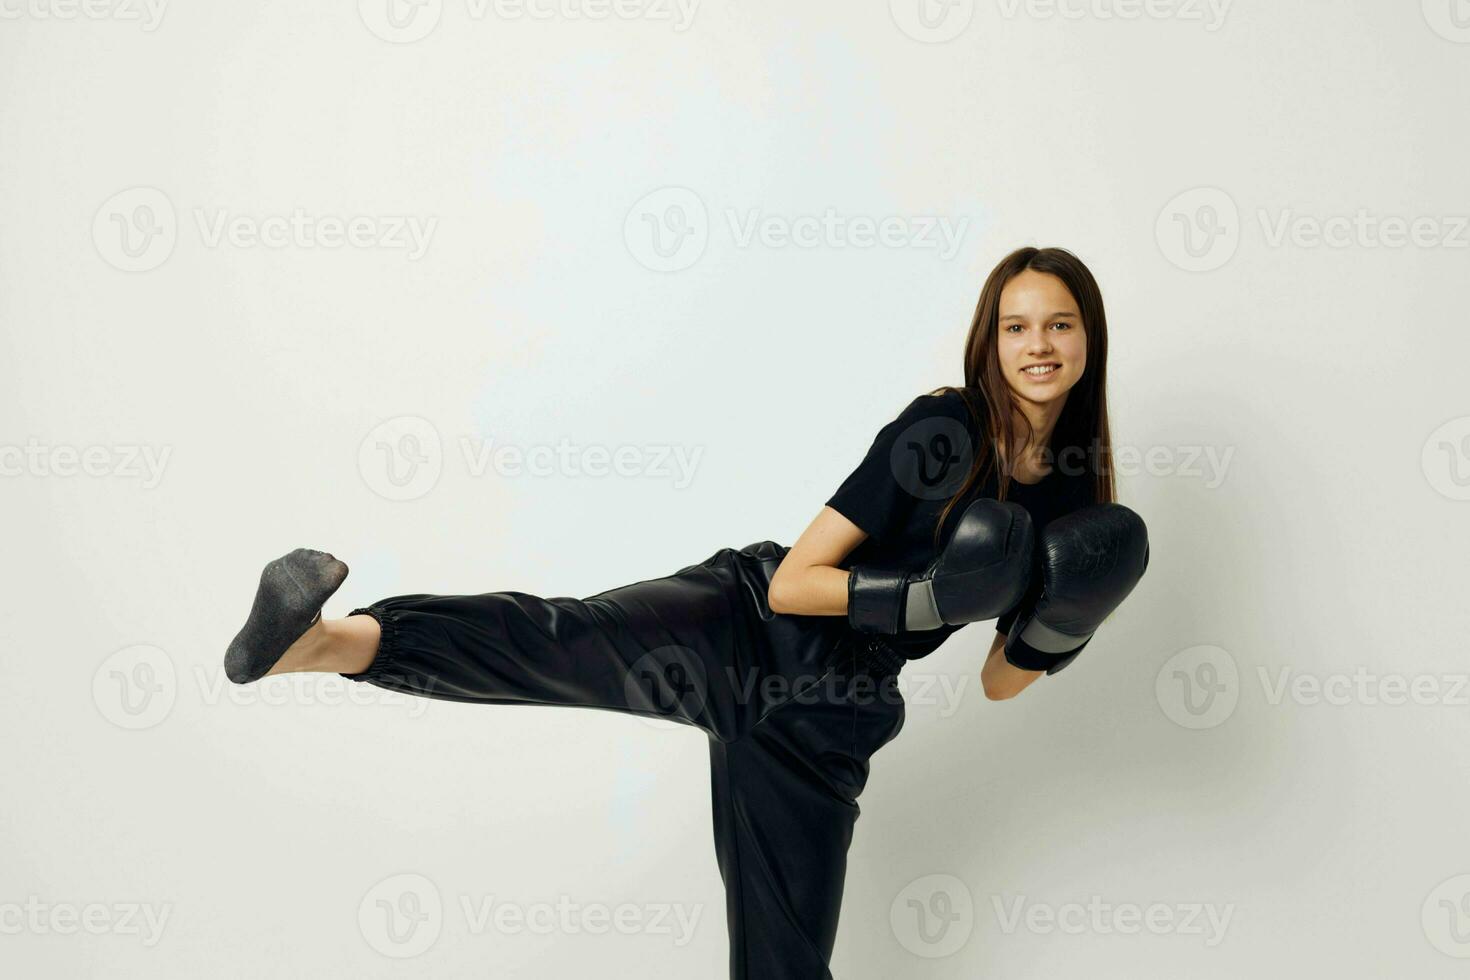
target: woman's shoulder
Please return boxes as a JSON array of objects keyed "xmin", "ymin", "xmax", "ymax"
[{"xmin": 899, "ymin": 385, "xmax": 983, "ymax": 424}]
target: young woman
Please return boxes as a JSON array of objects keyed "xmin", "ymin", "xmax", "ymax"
[{"xmin": 224, "ymin": 245, "xmax": 1149, "ymax": 979}]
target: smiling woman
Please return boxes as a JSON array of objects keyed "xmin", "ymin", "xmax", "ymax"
[
  {"xmin": 221, "ymin": 246, "xmax": 1148, "ymax": 980},
  {"xmin": 771, "ymin": 246, "xmax": 1145, "ymax": 699}
]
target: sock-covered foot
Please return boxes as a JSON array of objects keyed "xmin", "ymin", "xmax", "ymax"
[{"xmin": 224, "ymin": 548, "xmax": 349, "ymax": 684}]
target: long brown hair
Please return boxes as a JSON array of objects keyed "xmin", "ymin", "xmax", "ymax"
[{"xmin": 933, "ymin": 246, "xmax": 1115, "ymax": 544}]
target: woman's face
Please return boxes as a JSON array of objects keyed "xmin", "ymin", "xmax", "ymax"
[{"xmin": 995, "ymin": 269, "xmax": 1087, "ymax": 408}]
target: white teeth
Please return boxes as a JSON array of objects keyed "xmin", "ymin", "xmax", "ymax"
[{"xmin": 1023, "ymin": 365, "xmax": 1058, "ymax": 375}]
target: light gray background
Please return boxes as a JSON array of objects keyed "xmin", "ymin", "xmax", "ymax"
[{"xmin": 3, "ymin": 1, "xmax": 1469, "ymax": 976}]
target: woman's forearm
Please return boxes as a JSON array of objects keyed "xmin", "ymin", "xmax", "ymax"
[
  {"xmin": 981, "ymin": 633, "xmax": 1043, "ymax": 699},
  {"xmin": 768, "ymin": 562, "xmax": 851, "ymax": 617}
]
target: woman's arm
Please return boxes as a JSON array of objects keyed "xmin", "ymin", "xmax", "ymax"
[
  {"xmin": 768, "ymin": 506, "xmax": 867, "ymax": 617},
  {"xmin": 981, "ymin": 630, "xmax": 1044, "ymax": 700},
  {"xmin": 773, "ymin": 508, "xmax": 1045, "ymax": 700}
]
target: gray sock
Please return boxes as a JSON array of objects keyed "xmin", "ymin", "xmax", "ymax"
[{"xmin": 224, "ymin": 548, "xmax": 349, "ymax": 684}]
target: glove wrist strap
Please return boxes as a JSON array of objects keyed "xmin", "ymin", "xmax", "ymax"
[
  {"xmin": 847, "ymin": 565, "xmax": 908, "ymax": 634},
  {"xmin": 1004, "ymin": 615, "xmax": 1092, "ymax": 675}
]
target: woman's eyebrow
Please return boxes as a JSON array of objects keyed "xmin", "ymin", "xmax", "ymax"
[{"xmin": 999, "ymin": 311, "xmax": 1079, "ymax": 321}]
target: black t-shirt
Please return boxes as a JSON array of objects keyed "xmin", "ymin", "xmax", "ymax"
[{"xmin": 825, "ymin": 388, "xmax": 1093, "ymax": 660}]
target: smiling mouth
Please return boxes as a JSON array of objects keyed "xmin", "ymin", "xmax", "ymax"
[{"xmin": 1021, "ymin": 364, "xmax": 1060, "ymax": 377}]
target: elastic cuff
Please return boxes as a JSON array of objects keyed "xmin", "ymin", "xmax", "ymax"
[{"xmin": 338, "ymin": 605, "xmax": 400, "ymax": 683}]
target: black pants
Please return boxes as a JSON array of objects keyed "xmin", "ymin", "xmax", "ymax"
[{"xmin": 340, "ymin": 540, "xmax": 907, "ymax": 979}]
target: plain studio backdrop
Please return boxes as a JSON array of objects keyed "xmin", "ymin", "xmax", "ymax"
[{"xmin": 3, "ymin": 1, "xmax": 1469, "ymax": 977}]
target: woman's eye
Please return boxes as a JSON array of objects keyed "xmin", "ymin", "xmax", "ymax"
[{"xmin": 1050, "ymin": 321, "xmax": 1071, "ymax": 330}]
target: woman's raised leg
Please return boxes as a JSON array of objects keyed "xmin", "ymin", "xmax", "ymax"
[{"xmin": 223, "ymin": 544, "xmax": 822, "ymax": 740}]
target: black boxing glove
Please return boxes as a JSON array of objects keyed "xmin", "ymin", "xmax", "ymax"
[
  {"xmin": 1004, "ymin": 502, "xmax": 1149, "ymax": 675},
  {"xmin": 848, "ymin": 499, "xmax": 1034, "ymax": 634}
]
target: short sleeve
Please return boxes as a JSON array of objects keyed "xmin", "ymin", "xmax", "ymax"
[{"xmin": 824, "ymin": 390, "xmax": 975, "ymax": 546}]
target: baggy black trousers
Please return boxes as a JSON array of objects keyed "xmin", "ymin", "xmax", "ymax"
[{"xmin": 339, "ymin": 540, "xmax": 908, "ymax": 979}]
